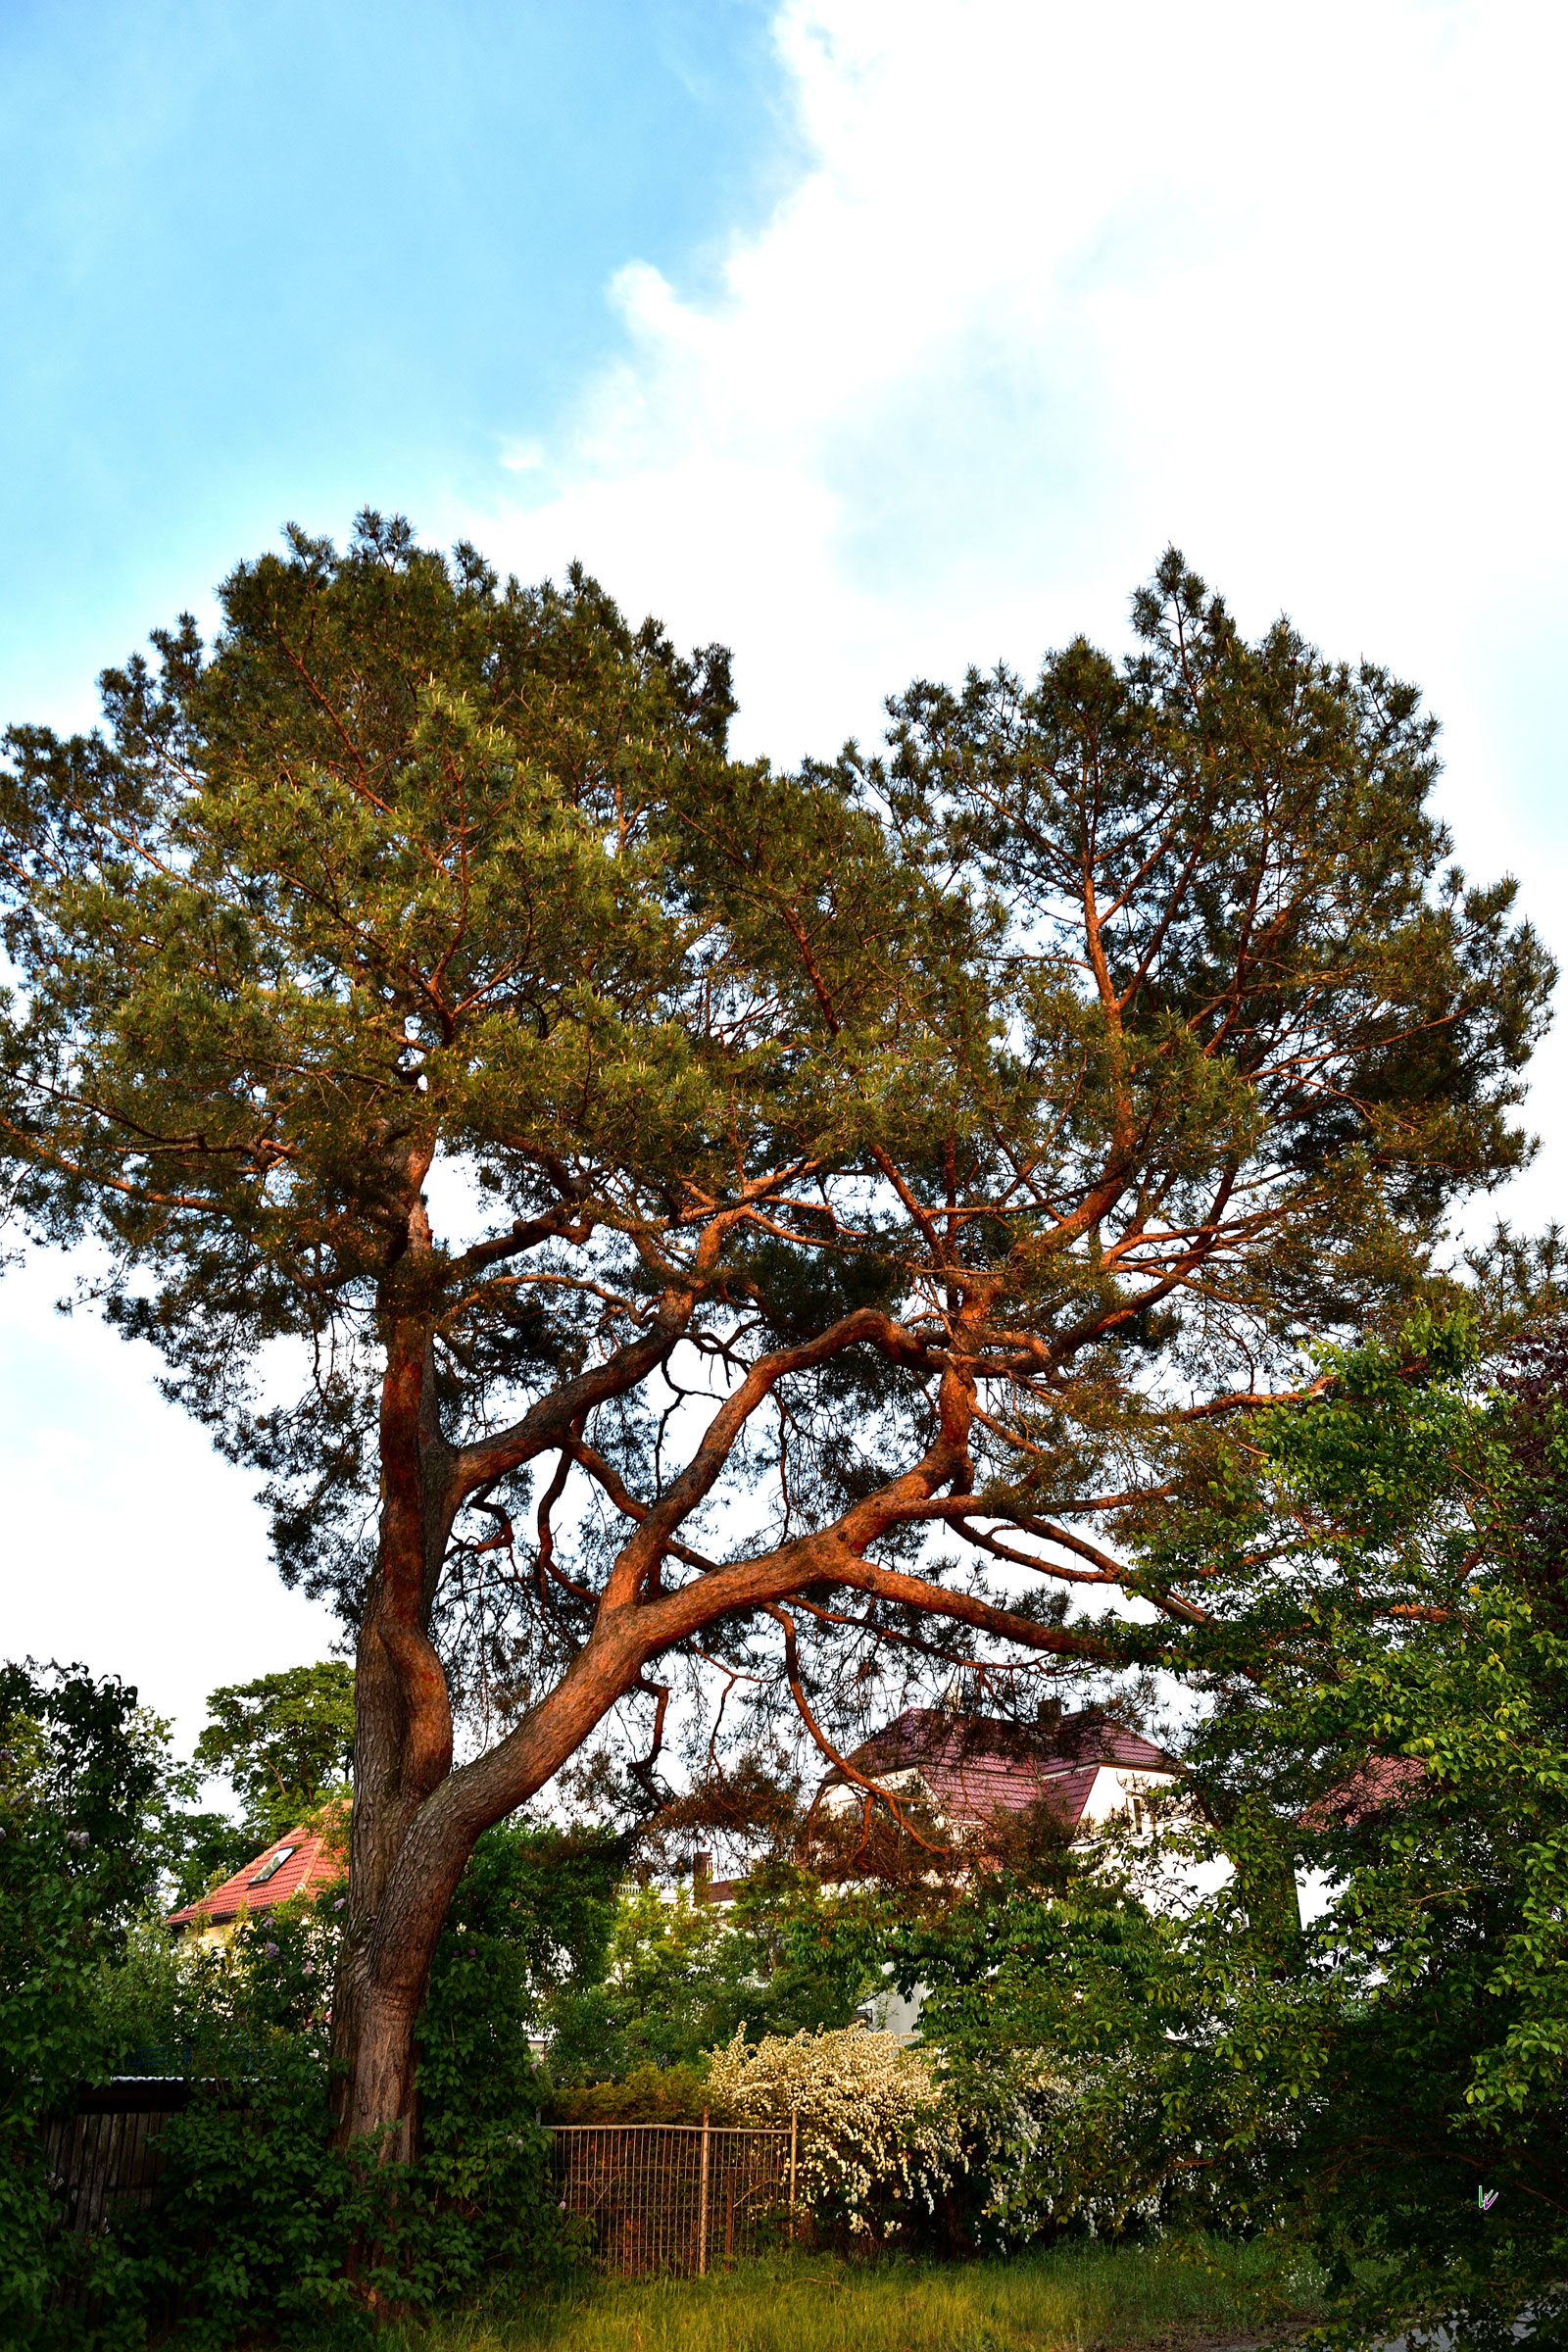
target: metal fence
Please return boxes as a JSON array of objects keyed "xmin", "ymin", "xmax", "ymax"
[{"xmin": 550, "ymin": 2116, "xmax": 797, "ymax": 2277}]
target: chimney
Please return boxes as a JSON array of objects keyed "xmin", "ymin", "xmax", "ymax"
[{"xmin": 693, "ymin": 1849, "xmax": 712, "ymax": 1903}]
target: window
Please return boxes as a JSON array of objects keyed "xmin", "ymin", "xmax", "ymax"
[{"xmin": 248, "ymin": 1845, "xmax": 297, "ymax": 1886}]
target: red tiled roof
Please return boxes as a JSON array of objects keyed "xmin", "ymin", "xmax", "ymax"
[
  {"xmin": 1298, "ymin": 1754, "xmax": 1427, "ymax": 1832},
  {"xmin": 167, "ymin": 1818, "xmax": 347, "ymax": 1932},
  {"xmin": 831, "ymin": 1707, "xmax": 1180, "ymax": 1836}
]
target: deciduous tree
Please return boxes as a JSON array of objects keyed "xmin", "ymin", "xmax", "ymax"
[{"xmin": 195, "ymin": 1661, "xmax": 355, "ymax": 1845}]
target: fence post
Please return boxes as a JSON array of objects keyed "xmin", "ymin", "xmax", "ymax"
[
  {"xmin": 698, "ymin": 2109, "xmax": 710, "ymax": 2277},
  {"xmin": 788, "ymin": 2107, "xmax": 798, "ymax": 2235}
]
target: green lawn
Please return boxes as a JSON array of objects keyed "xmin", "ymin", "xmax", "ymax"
[{"xmin": 389, "ymin": 2235, "xmax": 1325, "ymax": 2352}]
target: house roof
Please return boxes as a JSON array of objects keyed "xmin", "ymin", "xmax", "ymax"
[
  {"xmin": 827, "ymin": 1706, "xmax": 1179, "ymax": 1837},
  {"xmin": 1297, "ymin": 1754, "xmax": 1428, "ymax": 1832},
  {"xmin": 167, "ymin": 1818, "xmax": 347, "ymax": 1933}
]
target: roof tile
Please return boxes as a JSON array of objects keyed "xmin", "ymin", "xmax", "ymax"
[
  {"xmin": 838, "ymin": 1706, "xmax": 1178, "ymax": 1834},
  {"xmin": 167, "ymin": 1817, "xmax": 347, "ymax": 1932}
]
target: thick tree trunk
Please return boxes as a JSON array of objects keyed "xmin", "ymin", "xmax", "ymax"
[
  {"xmin": 329, "ymin": 1641, "xmax": 641, "ymax": 2154},
  {"xmin": 334, "ymin": 1976, "xmax": 422, "ymax": 2158},
  {"xmin": 330, "ymin": 1187, "xmax": 466, "ymax": 2157},
  {"xmin": 327, "ymin": 1183, "xmax": 664, "ymax": 2154},
  {"xmin": 330, "ymin": 1235, "xmax": 647, "ymax": 2152}
]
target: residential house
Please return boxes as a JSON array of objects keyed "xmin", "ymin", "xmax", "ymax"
[{"xmin": 167, "ymin": 1820, "xmax": 346, "ymax": 1947}]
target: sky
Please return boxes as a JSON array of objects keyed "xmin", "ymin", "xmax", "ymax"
[{"xmin": 3, "ymin": 0, "xmax": 1565, "ymax": 1761}]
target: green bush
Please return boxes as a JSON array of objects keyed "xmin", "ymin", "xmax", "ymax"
[
  {"xmin": 19, "ymin": 1822, "xmax": 613, "ymax": 2346},
  {"xmin": 542, "ymin": 1872, "xmax": 877, "ymax": 2085},
  {"xmin": 0, "ymin": 1823, "xmax": 123, "ymax": 2338},
  {"xmin": 545, "ymin": 2065, "xmax": 711, "ymax": 2126},
  {"xmin": 1, "ymin": 1666, "xmax": 169, "ymax": 2340}
]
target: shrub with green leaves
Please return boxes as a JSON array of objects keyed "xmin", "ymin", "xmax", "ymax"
[
  {"xmin": 0, "ymin": 1813, "xmax": 122, "ymax": 2337},
  {"xmin": 21, "ymin": 1820, "xmax": 612, "ymax": 2345},
  {"xmin": 543, "ymin": 1867, "xmax": 884, "ymax": 2084},
  {"xmin": 871, "ymin": 1323, "xmax": 1568, "ymax": 2337},
  {"xmin": 1, "ymin": 1660, "xmax": 205, "ymax": 2339}
]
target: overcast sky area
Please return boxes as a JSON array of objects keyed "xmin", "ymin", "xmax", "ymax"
[{"xmin": 3, "ymin": 0, "xmax": 1565, "ymax": 1760}]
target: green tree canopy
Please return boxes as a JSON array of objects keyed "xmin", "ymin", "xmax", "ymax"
[
  {"xmin": 968, "ymin": 1322, "xmax": 1568, "ymax": 2339},
  {"xmin": 0, "ymin": 1656, "xmax": 175, "ymax": 1929},
  {"xmin": 194, "ymin": 1661, "xmax": 355, "ymax": 1846},
  {"xmin": 0, "ymin": 516, "xmax": 1550, "ymax": 2147}
]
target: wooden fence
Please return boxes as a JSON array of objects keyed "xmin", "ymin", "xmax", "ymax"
[{"xmin": 45, "ymin": 2079, "xmax": 189, "ymax": 2239}]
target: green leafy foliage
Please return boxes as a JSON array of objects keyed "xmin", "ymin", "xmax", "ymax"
[
  {"xmin": 1145, "ymin": 1327, "xmax": 1568, "ymax": 2343},
  {"xmin": 193, "ymin": 1662, "xmax": 355, "ymax": 1848},
  {"xmin": 0, "ymin": 1658, "xmax": 241, "ymax": 2337},
  {"xmin": 544, "ymin": 1872, "xmax": 877, "ymax": 2083},
  {"xmin": 545, "ymin": 2063, "xmax": 711, "ymax": 2125},
  {"xmin": 428, "ymin": 1818, "xmax": 622, "ymax": 2061},
  {"xmin": 44, "ymin": 1822, "xmax": 612, "ymax": 2344},
  {"xmin": 857, "ymin": 1326, "xmax": 1568, "ymax": 2335},
  {"xmin": 1, "ymin": 1658, "xmax": 189, "ymax": 1930},
  {"xmin": 0, "ymin": 1808, "xmax": 122, "ymax": 2337}
]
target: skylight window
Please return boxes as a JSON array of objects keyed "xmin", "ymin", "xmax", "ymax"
[{"xmin": 248, "ymin": 1845, "xmax": 297, "ymax": 1886}]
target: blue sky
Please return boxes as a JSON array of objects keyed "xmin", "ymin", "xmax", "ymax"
[
  {"xmin": 4, "ymin": 0, "xmax": 1566, "ymax": 1752},
  {"xmin": 0, "ymin": 0, "xmax": 793, "ymax": 724}
]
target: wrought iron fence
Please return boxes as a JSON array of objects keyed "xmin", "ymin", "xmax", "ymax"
[{"xmin": 550, "ymin": 2115, "xmax": 797, "ymax": 2277}]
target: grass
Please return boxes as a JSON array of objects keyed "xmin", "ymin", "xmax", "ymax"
[{"xmin": 386, "ymin": 2234, "xmax": 1327, "ymax": 2352}]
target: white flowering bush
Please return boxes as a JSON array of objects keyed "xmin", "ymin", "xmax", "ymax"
[
  {"xmin": 949, "ymin": 2049, "xmax": 1122, "ymax": 2247},
  {"xmin": 707, "ymin": 2024, "xmax": 962, "ymax": 2239}
]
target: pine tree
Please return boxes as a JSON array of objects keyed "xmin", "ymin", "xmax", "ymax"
[{"xmin": 0, "ymin": 518, "xmax": 1548, "ymax": 2149}]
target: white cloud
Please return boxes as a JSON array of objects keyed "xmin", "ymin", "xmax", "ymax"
[
  {"xmin": 0, "ymin": 1254, "xmax": 341, "ymax": 1757},
  {"xmin": 453, "ymin": 0, "xmax": 1568, "ymax": 1222}
]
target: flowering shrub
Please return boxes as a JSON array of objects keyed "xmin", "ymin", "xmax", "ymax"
[
  {"xmin": 707, "ymin": 2024, "xmax": 961, "ymax": 2240},
  {"xmin": 947, "ymin": 2047, "xmax": 1173, "ymax": 2251}
]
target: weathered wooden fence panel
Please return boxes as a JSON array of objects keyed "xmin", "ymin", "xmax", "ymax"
[{"xmin": 45, "ymin": 2081, "xmax": 190, "ymax": 2239}]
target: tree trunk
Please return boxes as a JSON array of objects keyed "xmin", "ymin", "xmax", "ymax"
[
  {"xmin": 323, "ymin": 1209, "xmax": 993, "ymax": 2155},
  {"xmin": 329, "ymin": 1646, "xmax": 639, "ymax": 2154},
  {"xmin": 334, "ymin": 1975, "xmax": 422, "ymax": 2159},
  {"xmin": 329, "ymin": 1195, "xmax": 467, "ymax": 2156},
  {"xmin": 329, "ymin": 1244, "xmax": 646, "ymax": 2153}
]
